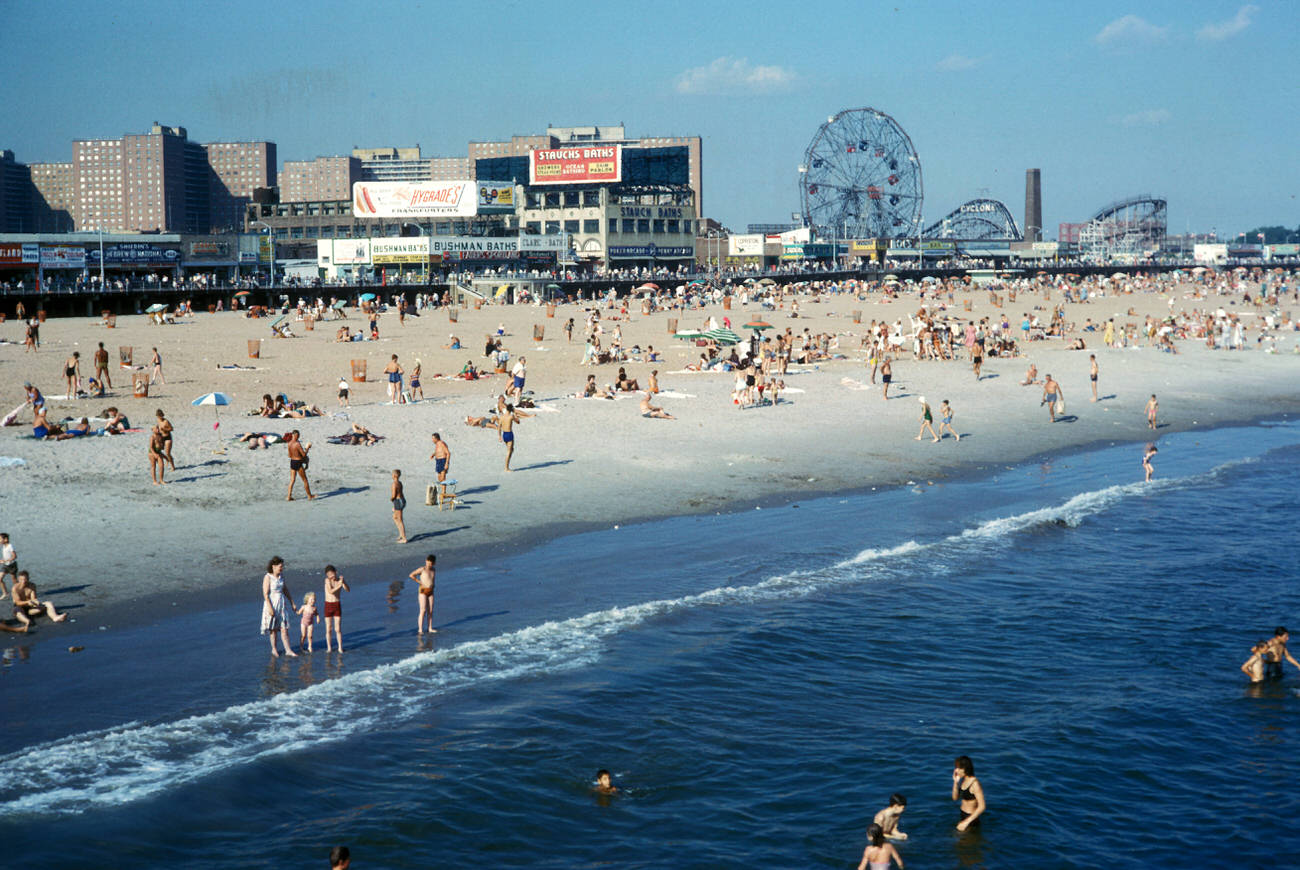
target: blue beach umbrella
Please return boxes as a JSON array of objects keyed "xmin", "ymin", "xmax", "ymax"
[
  {"xmin": 192, "ymin": 392, "xmax": 232, "ymax": 452},
  {"xmin": 359, "ymin": 293, "xmax": 377, "ymax": 302}
]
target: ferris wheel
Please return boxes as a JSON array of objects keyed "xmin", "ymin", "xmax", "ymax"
[{"xmin": 799, "ymin": 107, "xmax": 923, "ymax": 240}]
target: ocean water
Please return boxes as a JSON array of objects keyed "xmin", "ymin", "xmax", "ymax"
[{"xmin": 3, "ymin": 421, "xmax": 1300, "ymax": 868}]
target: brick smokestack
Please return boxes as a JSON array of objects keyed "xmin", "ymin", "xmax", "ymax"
[{"xmin": 1024, "ymin": 168, "xmax": 1042, "ymax": 242}]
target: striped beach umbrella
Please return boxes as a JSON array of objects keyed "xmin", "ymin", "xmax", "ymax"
[{"xmin": 704, "ymin": 327, "xmax": 741, "ymax": 345}]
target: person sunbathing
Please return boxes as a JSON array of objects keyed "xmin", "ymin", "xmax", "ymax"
[
  {"xmin": 443, "ymin": 335, "xmax": 462, "ymax": 350},
  {"xmin": 346, "ymin": 423, "xmax": 378, "ymax": 446},
  {"xmin": 579, "ymin": 374, "xmax": 613, "ymax": 399},
  {"xmin": 258, "ymin": 394, "xmax": 278, "ymax": 417},
  {"xmin": 54, "ymin": 417, "xmax": 91, "ymax": 440},
  {"xmin": 238, "ymin": 431, "xmax": 282, "ymax": 449},
  {"xmin": 102, "ymin": 407, "xmax": 130, "ymax": 434},
  {"xmin": 279, "ymin": 401, "xmax": 322, "ymax": 419},
  {"xmin": 1021, "ymin": 364, "xmax": 1039, "ymax": 386},
  {"xmin": 615, "ymin": 367, "xmax": 640, "ymax": 392},
  {"xmin": 459, "ymin": 361, "xmax": 479, "ymax": 379}
]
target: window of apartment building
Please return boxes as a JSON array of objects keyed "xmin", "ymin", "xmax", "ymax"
[
  {"xmin": 583, "ymin": 190, "xmax": 600, "ymax": 207},
  {"xmin": 545, "ymin": 220, "xmax": 560, "ymax": 234},
  {"xmin": 527, "ymin": 192, "xmax": 542, "ymax": 208},
  {"xmin": 667, "ymin": 219, "xmax": 679, "ymax": 234},
  {"xmin": 318, "ymin": 226, "xmax": 334, "ymax": 238},
  {"xmin": 452, "ymin": 220, "xmax": 468, "ymax": 234},
  {"xmin": 564, "ymin": 220, "xmax": 579, "ymax": 234},
  {"xmin": 583, "ymin": 219, "xmax": 600, "ymax": 234},
  {"xmin": 290, "ymin": 227, "xmax": 304, "ymax": 239},
  {"xmin": 545, "ymin": 192, "xmax": 560, "ymax": 208},
  {"xmin": 622, "ymin": 219, "xmax": 636, "ymax": 234},
  {"xmin": 608, "ymin": 218, "xmax": 618, "ymax": 234},
  {"xmin": 526, "ymin": 221, "xmax": 541, "ymax": 234},
  {"xmin": 275, "ymin": 228, "xmax": 288, "ymax": 238},
  {"xmin": 652, "ymin": 219, "xmax": 664, "ymax": 234},
  {"xmin": 384, "ymin": 224, "xmax": 399, "ymax": 235},
  {"xmin": 637, "ymin": 219, "xmax": 651, "ymax": 234},
  {"xmin": 563, "ymin": 191, "xmax": 579, "ymax": 207},
  {"xmin": 435, "ymin": 223, "xmax": 450, "ymax": 235},
  {"xmin": 337, "ymin": 226, "xmax": 351, "ymax": 238}
]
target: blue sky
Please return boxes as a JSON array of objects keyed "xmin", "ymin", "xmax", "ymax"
[{"xmin": 2, "ymin": 0, "xmax": 1295, "ymax": 237}]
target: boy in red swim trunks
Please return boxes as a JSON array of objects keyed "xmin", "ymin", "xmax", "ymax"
[{"xmin": 323, "ymin": 565, "xmax": 349, "ymax": 652}]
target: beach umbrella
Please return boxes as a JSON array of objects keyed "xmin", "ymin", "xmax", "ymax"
[
  {"xmin": 146, "ymin": 303, "xmax": 167, "ymax": 313},
  {"xmin": 743, "ymin": 320, "xmax": 773, "ymax": 331},
  {"xmin": 638, "ymin": 282, "xmax": 660, "ymax": 291},
  {"xmin": 1110, "ymin": 272, "xmax": 1126, "ymax": 279},
  {"xmin": 192, "ymin": 391, "xmax": 232, "ymax": 453},
  {"xmin": 673, "ymin": 328, "xmax": 706, "ymax": 340},
  {"xmin": 546, "ymin": 283, "xmax": 561, "ymax": 290},
  {"xmin": 331, "ymin": 299, "xmax": 347, "ymax": 309},
  {"xmin": 689, "ymin": 279, "xmax": 706, "ymax": 286},
  {"xmin": 758, "ymin": 277, "xmax": 777, "ymax": 286},
  {"xmin": 704, "ymin": 327, "xmax": 741, "ymax": 345},
  {"xmin": 233, "ymin": 290, "xmax": 251, "ymax": 297},
  {"xmin": 359, "ymin": 292, "xmax": 377, "ymax": 302}
]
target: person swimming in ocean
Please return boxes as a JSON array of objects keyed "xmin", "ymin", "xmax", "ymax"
[
  {"xmin": 594, "ymin": 769, "xmax": 618, "ymax": 794},
  {"xmin": 1143, "ymin": 443, "xmax": 1157, "ymax": 482}
]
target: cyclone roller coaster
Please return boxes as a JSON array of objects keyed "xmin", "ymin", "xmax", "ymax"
[{"xmin": 923, "ymin": 199, "xmax": 1022, "ymax": 240}]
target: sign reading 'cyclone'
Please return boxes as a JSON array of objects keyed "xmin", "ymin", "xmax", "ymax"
[
  {"xmin": 529, "ymin": 146, "xmax": 622, "ymax": 185},
  {"xmin": 352, "ymin": 181, "xmax": 477, "ymax": 218}
]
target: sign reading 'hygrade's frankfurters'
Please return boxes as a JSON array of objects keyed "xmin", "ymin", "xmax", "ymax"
[
  {"xmin": 529, "ymin": 146, "xmax": 622, "ymax": 185},
  {"xmin": 353, "ymin": 181, "xmax": 480, "ymax": 218}
]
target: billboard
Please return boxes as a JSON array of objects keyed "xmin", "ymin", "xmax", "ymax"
[
  {"xmin": 371, "ymin": 238, "xmax": 432, "ymax": 264},
  {"xmin": 39, "ymin": 244, "xmax": 87, "ymax": 268},
  {"xmin": 87, "ymin": 243, "xmax": 181, "ymax": 267},
  {"xmin": 352, "ymin": 181, "xmax": 477, "ymax": 218},
  {"xmin": 728, "ymin": 234, "xmax": 764, "ymax": 256},
  {"xmin": 529, "ymin": 146, "xmax": 622, "ymax": 185},
  {"xmin": 332, "ymin": 239, "xmax": 372, "ymax": 265},
  {"xmin": 0, "ymin": 242, "xmax": 39, "ymax": 265},
  {"xmin": 476, "ymin": 181, "xmax": 516, "ymax": 214}
]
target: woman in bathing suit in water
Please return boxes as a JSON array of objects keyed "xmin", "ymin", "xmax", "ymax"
[
  {"xmin": 857, "ymin": 823, "xmax": 903, "ymax": 870},
  {"xmin": 952, "ymin": 755, "xmax": 986, "ymax": 831}
]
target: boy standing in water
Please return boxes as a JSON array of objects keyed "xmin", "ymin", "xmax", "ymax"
[
  {"xmin": 323, "ymin": 565, "xmax": 349, "ymax": 652},
  {"xmin": 408, "ymin": 554, "xmax": 436, "ymax": 633}
]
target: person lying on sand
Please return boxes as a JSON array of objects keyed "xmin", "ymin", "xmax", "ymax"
[
  {"xmin": 53, "ymin": 417, "xmax": 91, "ymax": 440},
  {"xmin": 239, "ymin": 431, "xmax": 283, "ymax": 449}
]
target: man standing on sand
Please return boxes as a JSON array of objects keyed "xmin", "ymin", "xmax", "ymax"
[
  {"xmin": 1146, "ymin": 394, "xmax": 1159, "ymax": 430},
  {"xmin": 391, "ymin": 469, "xmax": 407, "ymax": 544},
  {"xmin": 286, "ymin": 431, "xmax": 315, "ymax": 500},
  {"xmin": 94, "ymin": 341, "xmax": 113, "ymax": 390},
  {"xmin": 495, "ymin": 403, "xmax": 532, "ymax": 472},
  {"xmin": 430, "ymin": 432, "xmax": 451, "ymax": 498},
  {"xmin": 383, "ymin": 354, "xmax": 404, "ymax": 404},
  {"xmin": 509, "ymin": 355, "xmax": 527, "ymax": 400},
  {"xmin": 880, "ymin": 357, "xmax": 893, "ymax": 400},
  {"xmin": 1089, "ymin": 354, "xmax": 1099, "ymax": 402},
  {"xmin": 1042, "ymin": 374, "xmax": 1063, "ymax": 422},
  {"xmin": 323, "ymin": 564, "xmax": 349, "ymax": 652}
]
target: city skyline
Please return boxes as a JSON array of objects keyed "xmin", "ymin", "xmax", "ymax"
[{"xmin": 2, "ymin": 0, "xmax": 1295, "ymax": 237}]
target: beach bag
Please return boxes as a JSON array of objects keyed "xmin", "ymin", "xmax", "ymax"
[{"xmin": 1055, "ymin": 398, "xmax": 1066, "ymax": 416}]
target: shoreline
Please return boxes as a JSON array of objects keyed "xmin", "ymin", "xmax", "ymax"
[{"xmin": 16, "ymin": 408, "xmax": 1296, "ymax": 647}]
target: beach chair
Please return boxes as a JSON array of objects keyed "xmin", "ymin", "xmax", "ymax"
[{"xmin": 426, "ymin": 479, "xmax": 460, "ymax": 511}]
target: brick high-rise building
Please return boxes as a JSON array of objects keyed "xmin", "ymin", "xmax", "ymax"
[
  {"xmin": 428, "ymin": 156, "xmax": 471, "ymax": 180},
  {"xmin": 72, "ymin": 136, "xmax": 125, "ymax": 231},
  {"xmin": 279, "ymin": 155, "xmax": 360, "ymax": 203},
  {"xmin": 205, "ymin": 140, "xmax": 277, "ymax": 231},
  {"xmin": 29, "ymin": 161, "xmax": 75, "ymax": 232}
]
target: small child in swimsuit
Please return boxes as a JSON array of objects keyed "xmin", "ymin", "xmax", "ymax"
[
  {"xmin": 297, "ymin": 591, "xmax": 319, "ymax": 652},
  {"xmin": 872, "ymin": 793, "xmax": 908, "ymax": 840},
  {"xmin": 938, "ymin": 400, "xmax": 959, "ymax": 442}
]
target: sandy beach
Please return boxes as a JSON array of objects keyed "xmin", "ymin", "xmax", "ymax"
[{"xmin": 2, "ymin": 277, "xmax": 1298, "ymax": 634}]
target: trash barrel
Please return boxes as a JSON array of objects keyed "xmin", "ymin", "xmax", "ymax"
[
  {"xmin": 247, "ymin": 339, "xmax": 261, "ymax": 359},
  {"xmin": 132, "ymin": 373, "xmax": 149, "ymax": 398},
  {"xmin": 448, "ymin": 307, "xmax": 459, "ymax": 323},
  {"xmin": 533, "ymin": 324, "xmax": 544, "ymax": 342},
  {"xmin": 119, "ymin": 346, "xmax": 133, "ymax": 367},
  {"xmin": 667, "ymin": 317, "xmax": 678, "ymax": 335},
  {"xmin": 351, "ymin": 359, "xmax": 367, "ymax": 382},
  {"xmin": 546, "ymin": 303, "xmax": 556, "ymax": 318}
]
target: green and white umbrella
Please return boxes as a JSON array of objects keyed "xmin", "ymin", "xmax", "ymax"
[
  {"xmin": 704, "ymin": 327, "xmax": 741, "ymax": 346},
  {"xmin": 673, "ymin": 328, "xmax": 706, "ymax": 340}
]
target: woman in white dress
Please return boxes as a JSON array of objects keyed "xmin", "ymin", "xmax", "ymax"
[{"xmin": 261, "ymin": 556, "xmax": 297, "ymax": 657}]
